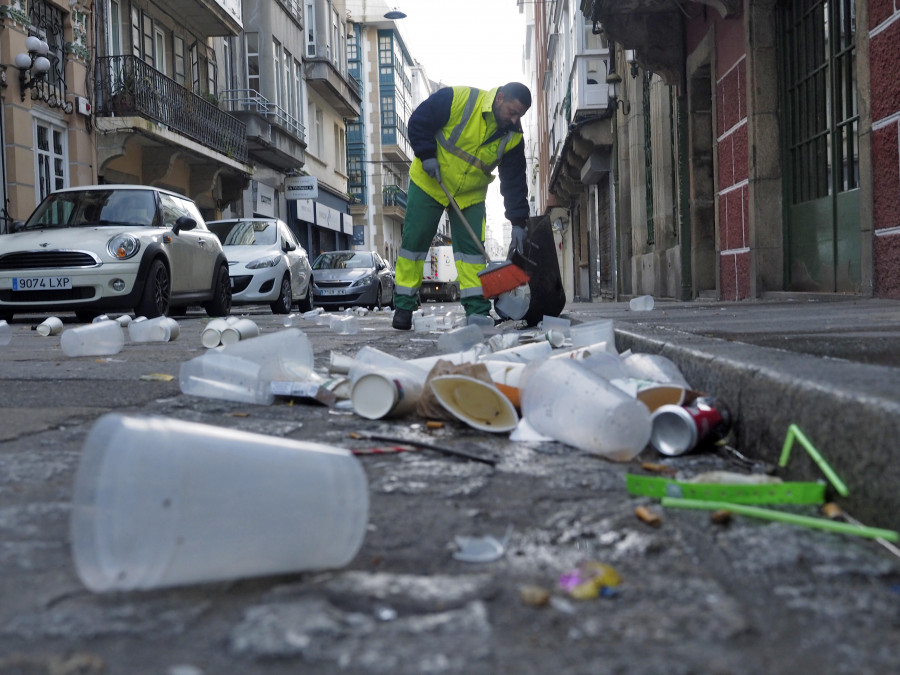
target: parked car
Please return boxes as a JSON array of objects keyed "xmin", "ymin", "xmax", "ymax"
[
  {"xmin": 0, "ymin": 185, "xmax": 231, "ymax": 321},
  {"xmin": 206, "ymin": 218, "xmax": 314, "ymax": 314},
  {"xmin": 311, "ymin": 250, "xmax": 395, "ymax": 310}
]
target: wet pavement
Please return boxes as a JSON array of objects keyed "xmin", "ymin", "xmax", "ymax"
[{"xmin": 1, "ymin": 298, "xmax": 899, "ymax": 674}]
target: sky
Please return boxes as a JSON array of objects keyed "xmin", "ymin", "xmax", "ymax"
[{"xmin": 393, "ymin": 1, "xmax": 529, "ymax": 251}]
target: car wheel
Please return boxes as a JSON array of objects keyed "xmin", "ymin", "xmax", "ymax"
[
  {"xmin": 297, "ymin": 282, "xmax": 314, "ymax": 313},
  {"xmin": 370, "ymin": 284, "xmax": 383, "ymax": 310},
  {"xmin": 135, "ymin": 259, "xmax": 170, "ymax": 318},
  {"xmin": 448, "ymin": 283, "xmax": 460, "ymax": 302},
  {"xmin": 270, "ymin": 276, "xmax": 292, "ymax": 314},
  {"xmin": 203, "ymin": 264, "xmax": 232, "ymax": 317}
]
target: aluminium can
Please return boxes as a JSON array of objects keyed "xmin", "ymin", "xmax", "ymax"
[{"xmin": 649, "ymin": 397, "xmax": 732, "ymax": 456}]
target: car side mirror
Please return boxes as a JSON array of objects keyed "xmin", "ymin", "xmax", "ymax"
[
  {"xmin": 11, "ymin": 221, "xmax": 26, "ymax": 233},
  {"xmin": 172, "ymin": 216, "xmax": 197, "ymax": 235},
  {"xmin": 376, "ymin": 261, "xmax": 385, "ymax": 270},
  {"xmin": 283, "ymin": 241, "xmax": 296, "ymax": 252}
]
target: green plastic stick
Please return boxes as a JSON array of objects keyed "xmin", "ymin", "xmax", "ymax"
[
  {"xmin": 778, "ymin": 424, "xmax": 850, "ymax": 497},
  {"xmin": 661, "ymin": 497, "xmax": 899, "ymax": 542}
]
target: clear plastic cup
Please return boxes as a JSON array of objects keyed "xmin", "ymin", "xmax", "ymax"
[
  {"xmin": 0, "ymin": 319, "xmax": 10, "ymax": 345},
  {"xmin": 332, "ymin": 315, "xmax": 360, "ymax": 335},
  {"xmin": 570, "ymin": 319, "xmax": 616, "ymax": 350},
  {"xmin": 128, "ymin": 316, "xmax": 179, "ymax": 342},
  {"xmin": 413, "ymin": 314, "xmax": 439, "ymax": 332},
  {"xmin": 480, "ymin": 340, "xmax": 553, "ymax": 364},
  {"xmin": 521, "ymin": 359, "xmax": 652, "ymax": 462},
  {"xmin": 220, "ymin": 328, "xmax": 314, "ymax": 382},
  {"xmin": 36, "ymin": 316, "xmax": 63, "ymax": 337},
  {"xmin": 538, "ymin": 315, "xmax": 571, "ymax": 336},
  {"xmin": 179, "ymin": 351, "xmax": 275, "ymax": 405},
  {"xmin": 220, "ymin": 318, "xmax": 260, "ymax": 345},
  {"xmin": 437, "ymin": 323, "xmax": 484, "ymax": 354},
  {"xmin": 60, "ymin": 321, "xmax": 125, "ymax": 357},
  {"xmin": 70, "ymin": 413, "xmax": 369, "ymax": 591},
  {"xmin": 620, "ymin": 352, "xmax": 691, "ymax": 388},
  {"xmin": 629, "ymin": 295, "xmax": 655, "ymax": 311}
]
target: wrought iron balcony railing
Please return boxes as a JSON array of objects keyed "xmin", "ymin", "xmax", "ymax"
[
  {"xmin": 219, "ymin": 88, "xmax": 306, "ymax": 143},
  {"xmin": 383, "ymin": 184, "xmax": 407, "ymax": 208},
  {"xmin": 95, "ymin": 55, "xmax": 248, "ymax": 163}
]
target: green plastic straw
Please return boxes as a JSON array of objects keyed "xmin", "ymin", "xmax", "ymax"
[
  {"xmin": 661, "ymin": 497, "xmax": 899, "ymax": 542},
  {"xmin": 778, "ymin": 424, "xmax": 850, "ymax": 497}
]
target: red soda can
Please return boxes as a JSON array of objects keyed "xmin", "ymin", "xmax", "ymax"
[{"xmin": 649, "ymin": 396, "xmax": 732, "ymax": 456}]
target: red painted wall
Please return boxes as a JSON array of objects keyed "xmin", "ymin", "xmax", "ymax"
[{"xmin": 870, "ymin": 5, "xmax": 900, "ymax": 297}]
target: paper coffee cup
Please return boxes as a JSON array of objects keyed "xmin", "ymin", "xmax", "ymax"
[
  {"xmin": 429, "ymin": 375, "xmax": 519, "ymax": 433},
  {"xmin": 36, "ymin": 316, "xmax": 63, "ymax": 336},
  {"xmin": 351, "ymin": 368, "xmax": 423, "ymax": 419}
]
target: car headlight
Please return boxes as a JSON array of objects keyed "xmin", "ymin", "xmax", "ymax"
[
  {"xmin": 351, "ymin": 273, "xmax": 376, "ymax": 287},
  {"xmin": 108, "ymin": 234, "xmax": 141, "ymax": 260},
  {"xmin": 245, "ymin": 255, "xmax": 281, "ymax": 269}
]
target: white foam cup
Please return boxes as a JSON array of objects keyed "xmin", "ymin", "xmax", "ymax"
[
  {"xmin": 201, "ymin": 318, "xmax": 230, "ymax": 348},
  {"xmin": 36, "ymin": 316, "xmax": 63, "ymax": 337},
  {"xmin": 521, "ymin": 359, "xmax": 652, "ymax": 462},
  {"xmin": 570, "ymin": 319, "xmax": 616, "ymax": 350},
  {"xmin": 179, "ymin": 351, "xmax": 275, "ymax": 405},
  {"xmin": 350, "ymin": 366, "xmax": 424, "ymax": 419},
  {"xmin": 428, "ymin": 374, "xmax": 519, "ymax": 433},
  {"xmin": 70, "ymin": 413, "xmax": 369, "ymax": 591},
  {"xmin": 220, "ymin": 328, "xmax": 314, "ymax": 382},
  {"xmin": 220, "ymin": 318, "xmax": 260, "ymax": 345},
  {"xmin": 0, "ymin": 320, "xmax": 10, "ymax": 345},
  {"xmin": 60, "ymin": 321, "xmax": 125, "ymax": 357}
]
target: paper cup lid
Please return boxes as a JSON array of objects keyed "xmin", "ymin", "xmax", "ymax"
[
  {"xmin": 351, "ymin": 373, "xmax": 399, "ymax": 420},
  {"xmin": 429, "ymin": 375, "xmax": 519, "ymax": 433}
]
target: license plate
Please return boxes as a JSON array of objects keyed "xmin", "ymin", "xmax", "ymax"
[
  {"xmin": 319, "ymin": 288, "xmax": 345, "ymax": 296},
  {"xmin": 12, "ymin": 276, "xmax": 73, "ymax": 291}
]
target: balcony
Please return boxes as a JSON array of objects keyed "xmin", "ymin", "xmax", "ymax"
[
  {"xmin": 153, "ymin": 0, "xmax": 242, "ymax": 37},
  {"xmin": 95, "ymin": 55, "xmax": 248, "ymax": 163},
  {"xmin": 568, "ymin": 54, "xmax": 614, "ymax": 122},
  {"xmin": 221, "ymin": 89, "xmax": 307, "ymax": 171},
  {"xmin": 305, "ymin": 52, "xmax": 362, "ymax": 118},
  {"xmin": 382, "ymin": 185, "xmax": 407, "ymax": 220}
]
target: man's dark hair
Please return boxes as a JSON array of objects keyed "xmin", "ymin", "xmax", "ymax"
[{"xmin": 499, "ymin": 82, "xmax": 532, "ymax": 109}]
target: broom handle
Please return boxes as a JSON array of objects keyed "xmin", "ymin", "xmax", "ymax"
[{"xmin": 437, "ymin": 179, "xmax": 491, "ymax": 264}]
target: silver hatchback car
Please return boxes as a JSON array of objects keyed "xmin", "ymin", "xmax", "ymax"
[{"xmin": 207, "ymin": 218, "xmax": 314, "ymax": 314}]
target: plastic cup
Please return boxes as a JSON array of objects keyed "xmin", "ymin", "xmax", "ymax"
[
  {"xmin": 36, "ymin": 316, "xmax": 63, "ymax": 337},
  {"xmin": 60, "ymin": 321, "xmax": 125, "ymax": 357},
  {"xmin": 437, "ymin": 323, "xmax": 484, "ymax": 354},
  {"xmin": 348, "ymin": 346, "xmax": 429, "ymax": 385},
  {"xmin": 329, "ymin": 351, "xmax": 355, "ymax": 375},
  {"xmin": 179, "ymin": 352, "xmax": 275, "ymax": 405},
  {"xmin": 629, "ymin": 295, "xmax": 655, "ymax": 311},
  {"xmin": 220, "ymin": 318, "xmax": 260, "ymax": 345},
  {"xmin": 220, "ymin": 328, "xmax": 314, "ymax": 382},
  {"xmin": 351, "ymin": 367, "xmax": 424, "ymax": 419},
  {"xmin": 69, "ymin": 413, "xmax": 369, "ymax": 592},
  {"xmin": 428, "ymin": 374, "xmax": 519, "ymax": 433},
  {"xmin": 128, "ymin": 316, "xmax": 179, "ymax": 342},
  {"xmin": 413, "ymin": 314, "xmax": 439, "ymax": 332},
  {"xmin": 115, "ymin": 315, "xmax": 133, "ymax": 327},
  {"xmin": 621, "ymin": 352, "xmax": 691, "ymax": 388},
  {"xmin": 494, "ymin": 284, "xmax": 531, "ymax": 320},
  {"xmin": 480, "ymin": 340, "xmax": 553, "ymax": 364},
  {"xmin": 538, "ymin": 315, "xmax": 571, "ymax": 336},
  {"xmin": 201, "ymin": 318, "xmax": 230, "ymax": 348},
  {"xmin": 570, "ymin": 319, "xmax": 616, "ymax": 350},
  {"xmin": 0, "ymin": 319, "xmax": 10, "ymax": 345},
  {"xmin": 521, "ymin": 359, "xmax": 652, "ymax": 462},
  {"xmin": 332, "ymin": 315, "xmax": 360, "ymax": 335}
]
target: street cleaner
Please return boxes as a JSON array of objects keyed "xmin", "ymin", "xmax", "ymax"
[{"xmin": 392, "ymin": 82, "xmax": 533, "ymax": 330}]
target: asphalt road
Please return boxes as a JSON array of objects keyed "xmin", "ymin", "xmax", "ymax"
[{"xmin": 1, "ymin": 302, "xmax": 898, "ymax": 674}]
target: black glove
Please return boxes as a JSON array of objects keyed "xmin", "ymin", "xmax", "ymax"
[
  {"xmin": 507, "ymin": 223, "xmax": 527, "ymax": 259},
  {"xmin": 422, "ymin": 158, "xmax": 441, "ymax": 182}
]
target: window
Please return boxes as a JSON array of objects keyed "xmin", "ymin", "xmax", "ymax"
[
  {"xmin": 246, "ymin": 33, "xmax": 260, "ymax": 93},
  {"xmin": 306, "ymin": 1, "xmax": 316, "ymax": 57},
  {"xmin": 315, "ymin": 107, "xmax": 324, "ymax": 156},
  {"xmin": 273, "ymin": 40, "xmax": 283, "ymax": 108},
  {"xmin": 107, "ymin": 0, "xmax": 122, "ymax": 56},
  {"xmin": 190, "ymin": 43, "xmax": 200, "ymax": 92},
  {"xmin": 35, "ymin": 119, "xmax": 67, "ymax": 204},
  {"xmin": 142, "ymin": 12, "xmax": 153, "ymax": 64},
  {"xmin": 130, "ymin": 7, "xmax": 140, "ymax": 58},
  {"xmin": 173, "ymin": 36, "xmax": 185, "ymax": 85},
  {"xmin": 154, "ymin": 26, "xmax": 166, "ymax": 74},
  {"xmin": 334, "ymin": 124, "xmax": 346, "ymax": 174}
]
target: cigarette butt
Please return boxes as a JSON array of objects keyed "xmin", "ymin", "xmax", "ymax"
[
  {"xmin": 822, "ymin": 502, "xmax": 843, "ymax": 520},
  {"xmin": 640, "ymin": 461, "xmax": 677, "ymax": 475},
  {"xmin": 710, "ymin": 509, "xmax": 733, "ymax": 525},
  {"xmin": 518, "ymin": 584, "xmax": 551, "ymax": 607},
  {"xmin": 635, "ymin": 505, "xmax": 662, "ymax": 527},
  {"xmin": 426, "ymin": 420, "xmax": 445, "ymax": 429}
]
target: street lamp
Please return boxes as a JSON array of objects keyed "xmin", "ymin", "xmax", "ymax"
[
  {"xmin": 15, "ymin": 35, "xmax": 52, "ymax": 102},
  {"xmin": 606, "ymin": 71, "xmax": 630, "ymax": 115}
]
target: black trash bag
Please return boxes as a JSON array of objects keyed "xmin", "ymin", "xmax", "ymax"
[{"xmin": 497, "ymin": 215, "xmax": 566, "ymax": 326}]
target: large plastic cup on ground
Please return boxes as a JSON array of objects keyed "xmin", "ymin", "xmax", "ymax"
[
  {"xmin": 60, "ymin": 321, "xmax": 125, "ymax": 357},
  {"xmin": 620, "ymin": 352, "xmax": 691, "ymax": 389},
  {"xmin": 220, "ymin": 328, "xmax": 314, "ymax": 382},
  {"xmin": 521, "ymin": 359, "xmax": 651, "ymax": 462},
  {"xmin": 350, "ymin": 366, "xmax": 425, "ymax": 419},
  {"xmin": 0, "ymin": 320, "xmax": 10, "ymax": 345},
  {"xmin": 69, "ymin": 413, "xmax": 369, "ymax": 592},
  {"xmin": 629, "ymin": 295, "xmax": 655, "ymax": 311},
  {"xmin": 201, "ymin": 318, "xmax": 231, "ymax": 348},
  {"xmin": 179, "ymin": 352, "xmax": 275, "ymax": 405},
  {"xmin": 332, "ymin": 315, "xmax": 360, "ymax": 335},
  {"xmin": 479, "ymin": 340, "xmax": 552, "ymax": 364},
  {"xmin": 36, "ymin": 316, "xmax": 63, "ymax": 337}
]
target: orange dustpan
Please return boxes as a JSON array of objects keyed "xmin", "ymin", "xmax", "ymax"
[{"xmin": 437, "ymin": 179, "xmax": 531, "ymax": 298}]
